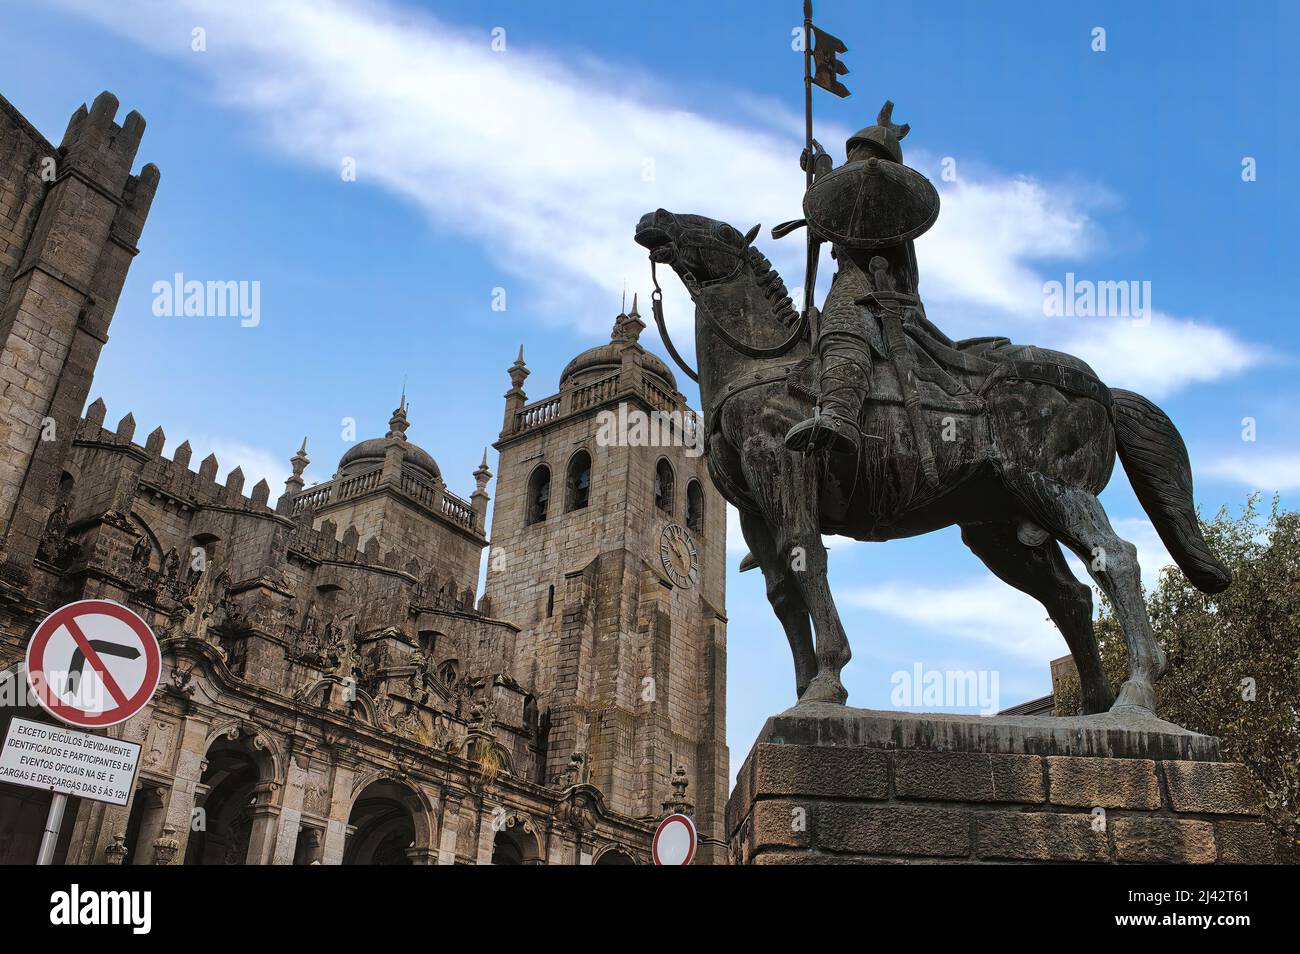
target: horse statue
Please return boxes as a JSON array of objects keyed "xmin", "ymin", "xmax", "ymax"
[{"xmin": 634, "ymin": 207, "xmax": 1231, "ymax": 717}]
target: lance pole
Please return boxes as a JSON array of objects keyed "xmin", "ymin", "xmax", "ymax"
[
  {"xmin": 802, "ymin": 0, "xmax": 820, "ymax": 338},
  {"xmin": 803, "ymin": 0, "xmax": 814, "ymax": 194}
]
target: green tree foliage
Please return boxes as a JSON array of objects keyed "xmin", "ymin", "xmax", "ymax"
[{"xmin": 1055, "ymin": 497, "xmax": 1299, "ymax": 858}]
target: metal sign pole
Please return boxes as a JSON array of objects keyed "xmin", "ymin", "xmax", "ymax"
[{"xmin": 36, "ymin": 791, "xmax": 68, "ymax": 865}]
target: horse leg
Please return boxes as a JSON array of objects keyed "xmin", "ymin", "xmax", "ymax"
[
  {"xmin": 784, "ymin": 501, "xmax": 851, "ymax": 704},
  {"xmin": 1013, "ymin": 478, "xmax": 1167, "ymax": 714},
  {"xmin": 960, "ymin": 522, "xmax": 1114, "ymax": 715},
  {"xmin": 739, "ymin": 442, "xmax": 852, "ymax": 704},
  {"xmin": 739, "ymin": 507, "xmax": 816, "ymax": 699}
]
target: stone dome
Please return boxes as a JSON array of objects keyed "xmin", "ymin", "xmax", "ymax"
[
  {"xmin": 336, "ymin": 394, "xmax": 440, "ymax": 481},
  {"xmin": 338, "ymin": 437, "xmax": 440, "ymax": 481},
  {"xmin": 558, "ymin": 298, "xmax": 677, "ymax": 391},
  {"xmin": 559, "ymin": 342, "xmax": 677, "ymax": 391}
]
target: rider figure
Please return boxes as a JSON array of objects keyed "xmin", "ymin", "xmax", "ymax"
[{"xmin": 784, "ymin": 103, "xmax": 934, "ymax": 455}]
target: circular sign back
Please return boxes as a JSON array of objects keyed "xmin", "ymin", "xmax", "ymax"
[
  {"xmin": 25, "ymin": 599, "xmax": 161, "ymax": 728},
  {"xmin": 652, "ymin": 813, "xmax": 697, "ymax": 866}
]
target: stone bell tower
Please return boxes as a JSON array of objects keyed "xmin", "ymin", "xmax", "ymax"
[
  {"xmin": 484, "ymin": 300, "xmax": 729, "ymax": 862},
  {"xmin": 0, "ymin": 92, "xmax": 158, "ymax": 575}
]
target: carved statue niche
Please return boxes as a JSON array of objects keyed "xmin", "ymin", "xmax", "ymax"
[
  {"xmin": 131, "ymin": 533, "xmax": 151, "ymax": 567},
  {"xmin": 36, "ymin": 473, "xmax": 77, "ymax": 566},
  {"xmin": 555, "ymin": 750, "xmax": 586, "ymax": 789},
  {"xmin": 160, "ymin": 547, "xmax": 180, "ymax": 586},
  {"xmin": 331, "ymin": 633, "xmax": 361, "ymax": 681}
]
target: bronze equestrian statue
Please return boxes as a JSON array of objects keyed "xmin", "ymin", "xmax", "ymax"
[{"xmin": 635, "ymin": 103, "xmax": 1230, "ymax": 717}]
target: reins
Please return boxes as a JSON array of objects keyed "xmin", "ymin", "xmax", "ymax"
[{"xmin": 648, "ymin": 233, "xmax": 808, "ymax": 385}]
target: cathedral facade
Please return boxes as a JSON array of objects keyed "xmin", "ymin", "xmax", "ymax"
[{"xmin": 0, "ymin": 92, "xmax": 727, "ymax": 865}]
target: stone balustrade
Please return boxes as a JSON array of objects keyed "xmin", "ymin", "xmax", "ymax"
[
  {"xmin": 293, "ymin": 465, "xmax": 481, "ymax": 534},
  {"xmin": 511, "ymin": 367, "xmax": 699, "ymax": 437}
]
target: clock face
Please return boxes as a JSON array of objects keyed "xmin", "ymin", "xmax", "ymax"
[{"xmin": 659, "ymin": 524, "xmax": 699, "ymax": 589}]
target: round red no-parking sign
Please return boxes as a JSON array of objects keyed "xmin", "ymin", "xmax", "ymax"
[
  {"xmin": 652, "ymin": 813, "xmax": 697, "ymax": 866},
  {"xmin": 24, "ymin": 599, "xmax": 161, "ymax": 728}
]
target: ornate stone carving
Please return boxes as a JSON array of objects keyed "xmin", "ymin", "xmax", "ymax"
[
  {"xmin": 103, "ymin": 833, "xmax": 128, "ymax": 866},
  {"xmin": 152, "ymin": 825, "xmax": 180, "ymax": 865}
]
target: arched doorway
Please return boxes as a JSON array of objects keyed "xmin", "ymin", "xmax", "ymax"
[
  {"xmin": 184, "ymin": 735, "xmax": 262, "ymax": 865},
  {"xmin": 594, "ymin": 846, "xmax": 635, "ymax": 865},
  {"xmin": 491, "ymin": 821, "xmax": 542, "ymax": 865},
  {"xmin": 344, "ymin": 779, "xmax": 431, "ymax": 865}
]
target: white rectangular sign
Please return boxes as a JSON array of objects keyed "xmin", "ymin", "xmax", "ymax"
[{"xmin": 0, "ymin": 716, "xmax": 140, "ymax": 806}]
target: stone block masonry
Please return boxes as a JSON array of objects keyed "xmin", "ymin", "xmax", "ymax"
[
  {"xmin": 0, "ymin": 91, "xmax": 158, "ymax": 571},
  {"xmin": 727, "ymin": 704, "xmax": 1275, "ymax": 864}
]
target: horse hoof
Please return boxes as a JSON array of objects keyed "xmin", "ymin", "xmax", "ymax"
[
  {"xmin": 1110, "ymin": 679, "xmax": 1157, "ymax": 716},
  {"xmin": 798, "ymin": 673, "xmax": 848, "ymax": 706}
]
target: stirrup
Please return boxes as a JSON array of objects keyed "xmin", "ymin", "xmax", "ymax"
[{"xmin": 784, "ymin": 412, "xmax": 860, "ymax": 454}]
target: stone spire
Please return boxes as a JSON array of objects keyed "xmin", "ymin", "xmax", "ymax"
[
  {"xmin": 661, "ymin": 764, "xmax": 694, "ymax": 816},
  {"xmin": 386, "ymin": 386, "xmax": 410, "ymax": 440},
  {"xmin": 470, "ymin": 447, "xmax": 492, "ymax": 531},
  {"xmin": 508, "ymin": 346, "xmax": 528, "ymax": 390},
  {"xmin": 610, "ymin": 294, "xmax": 644, "ymax": 345},
  {"xmin": 502, "ymin": 345, "xmax": 530, "ymax": 434},
  {"xmin": 279, "ymin": 437, "xmax": 309, "ymax": 512}
]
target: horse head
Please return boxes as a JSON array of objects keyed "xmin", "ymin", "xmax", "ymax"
[
  {"xmin": 635, "ymin": 209, "xmax": 803, "ymax": 383},
  {"xmin": 634, "ymin": 209, "xmax": 763, "ymax": 292}
]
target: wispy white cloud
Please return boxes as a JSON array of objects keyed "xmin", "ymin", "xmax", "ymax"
[
  {"xmin": 840, "ymin": 577, "xmax": 1067, "ymax": 662},
  {"xmin": 51, "ymin": 0, "xmax": 1257, "ymax": 396},
  {"xmin": 1204, "ymin": 451, "xmax": 1300, "ymax": 493},
  {"xmin": 843, "ymin": 516, "xmax": 1176, "ymax": 664},
  {"xmin": 182, "ymin": 436, "xmax": 318, "ymax": 495},
  {"xmin": 1060, "ymin": 315, "xmax": 1262, "ymax": 400}
]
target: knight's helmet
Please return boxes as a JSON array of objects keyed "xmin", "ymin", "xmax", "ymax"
[{"xmin": 846, "ymin": 100, "xmax": 910, "ymax": 164}]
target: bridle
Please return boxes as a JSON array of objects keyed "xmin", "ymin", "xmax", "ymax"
[{"xmin": 648, "ymin": 227, "xmax": 808, "ymax": 384}]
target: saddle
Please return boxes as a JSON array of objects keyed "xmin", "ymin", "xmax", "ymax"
[
  {"xmin": 789, "ymin": 321, "xmax": 1112, "ymax": 414},
  {"xmin": 787, "ymin": 318, "xmax": 1112, "ymax": 486}
]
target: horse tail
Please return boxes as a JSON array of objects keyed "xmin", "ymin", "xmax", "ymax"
[{"xmin": 1110, "ymin": 389, "xmax": 1231, "ymax": 593}]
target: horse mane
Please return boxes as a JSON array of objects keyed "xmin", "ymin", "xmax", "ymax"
[{"xmin": 744, "ymin": 245, "xmax": 799, "ymax": 328}]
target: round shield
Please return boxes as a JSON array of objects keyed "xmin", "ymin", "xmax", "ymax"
[{"xmin": 803, "ymin": 158, "xmax": 940, "ymax": 249}]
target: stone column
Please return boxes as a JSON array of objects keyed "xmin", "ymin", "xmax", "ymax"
[
  {"xmin": 269, "ymin": 737, "xmax": 313, "ymax": 865},
  {"xmin": 320, "ymin": 749, "xmax": 359, "ymax": 865},
  {"xmin": 474, "ymin": 797, "xmax": 497, "ymax": 865},
  {"xmin": 545, "ymin": 824, "xmax": 570, "ymax": 865},
  {"xmin": 129, "ymin": 786, "xmax": 167, "ymax": 864},
  {"xmin": 436, "ymin": 793, "xmax": 463, "ymax": 865},
  {"xmin": 156, "ymin": 714, "xmax": 212, "ymax": 863},
  {"xmin": 79, "ymin": 799, "xmax": 132, "ymax": 866},
  {"xmin": 245, "ymin": 780, "xmax": 282, "ymax": 865}
]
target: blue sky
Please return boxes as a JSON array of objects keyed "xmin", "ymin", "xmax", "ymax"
[{"xmin": 2, "ymin": 1, "xmax": 1295, "ymax": 770}]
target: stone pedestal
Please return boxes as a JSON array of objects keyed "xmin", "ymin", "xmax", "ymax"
[{"xmin": 726, "ymin": 704, "xmax": 1275, "ymax": 864}]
